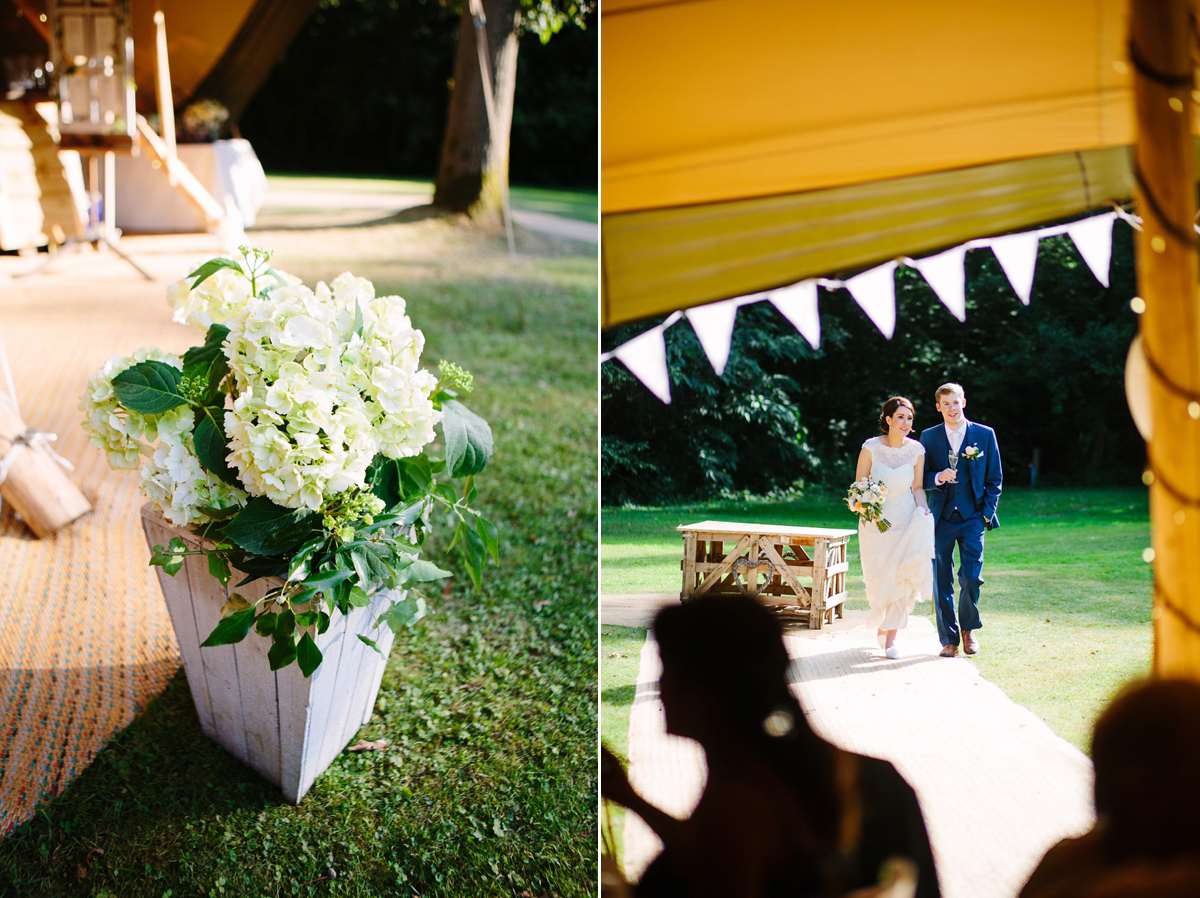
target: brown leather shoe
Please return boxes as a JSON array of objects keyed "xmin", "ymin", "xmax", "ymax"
[
  {"xmin": 963, "ymin": 631, "xmax": 979, "ymax": 655},
  {"xmin": 939, "ymin": 644, "xmax": 959, "ymax": 658}
]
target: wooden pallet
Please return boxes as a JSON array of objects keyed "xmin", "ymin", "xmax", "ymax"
[{"xmin": 678, "ymin": 520, "xmax": 856, "ymax": 628}]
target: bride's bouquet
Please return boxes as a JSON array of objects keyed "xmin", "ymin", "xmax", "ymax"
[{"xmin": 846, "ymin": 476, "xmax": 891, "ymax": 532}]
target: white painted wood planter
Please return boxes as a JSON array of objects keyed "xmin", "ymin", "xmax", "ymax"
[{"xmin": 141, "ymin": 505, "xmax": 396, "ymax": 803}]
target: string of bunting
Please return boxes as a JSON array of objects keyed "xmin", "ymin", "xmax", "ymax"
[{"xmin": 601, "ymin": 208, "xmax": 1141, "ymax": 404}]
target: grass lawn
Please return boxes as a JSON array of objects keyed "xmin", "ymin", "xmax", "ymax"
[
  {"xmin": 264, "ymin": 174, "xmax": 598, "ymax": 223},
  {"xmin": 0, "ymin": 215, "xmax": 597, "ymax": 896},
  {"xmin": 600, "ymin": 487, "xmax": 1154, "ymax": 863}
]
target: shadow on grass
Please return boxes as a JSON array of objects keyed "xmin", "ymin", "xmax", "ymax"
[
  {"xmin": 602, "ymin": 683, "xmax": 637, "ymax": 704},
  {"xmin": 0, "ymin": 668, "xmax": 283, "ymax": 891}
]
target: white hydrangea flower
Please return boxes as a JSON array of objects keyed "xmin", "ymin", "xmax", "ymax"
[
  {"xmin": 221, "ymin": 273, "xmax": 441, "ymax": 512},
  {"xmin": 78, "ymin": 348, "xmax": 183, "ymax": 469},
  {"xmin": 139, "ymin": 409, "xmax": 248, "ymax": 526},
  {"xmin": 166, "ymin": 253, "xmax": 301, "ymax": 331}
]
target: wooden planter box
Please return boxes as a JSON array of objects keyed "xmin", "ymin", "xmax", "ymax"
[
  {"xmin": 141, "ymin": 506, "xmax": 396, "ymax": 803},
  {"xmin": 677, "ymin": 520, "xmax": 856, "ymax": 628}
]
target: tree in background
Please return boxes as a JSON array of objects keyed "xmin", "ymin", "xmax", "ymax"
[
  {"xmin": 238, "ymin": 0, "xmax": 595, "ymax": 190},
  {"xmin": 432, "ymin": 0, "xmax": 593, "ymax": 218},
  {"xmin": 602, "ymin": 220, "xmax": 1144, "ymax": 506}
]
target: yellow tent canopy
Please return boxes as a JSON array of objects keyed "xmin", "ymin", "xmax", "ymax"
[
  {"xmin": 601, "ymin": 0, "xmax": 1136, "ymax": 328},
  {"xmin": 603, "ymin": 0, "xmax": 1200, "ymax": 677}
]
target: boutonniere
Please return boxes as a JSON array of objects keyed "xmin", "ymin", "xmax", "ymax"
[{"xmin": 962, "ymin": 445, "xmax": 983, "ymax": 461}]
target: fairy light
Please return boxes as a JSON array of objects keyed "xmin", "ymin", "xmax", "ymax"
[
  {"xmin": 1130, "ymin": 296, "xmax": 1147, "ymax": 313},
  {"xmin": 1143, "ymin": 547, "xmax": 1156, "ymax": 563}
]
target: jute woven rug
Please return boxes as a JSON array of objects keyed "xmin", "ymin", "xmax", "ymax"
[{"xmin": 0, "ymin": 237, "xmax": 221, "ymax": 837}]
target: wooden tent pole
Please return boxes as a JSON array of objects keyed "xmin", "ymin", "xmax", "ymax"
[{"xmin": 1130, "ymin": 0, "xmax": 1200, "ymax": 676}]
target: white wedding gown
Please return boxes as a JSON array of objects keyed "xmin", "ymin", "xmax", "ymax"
[{"xmin": 858, "ymin": 437, "xmax": 936, "ymax": 631}]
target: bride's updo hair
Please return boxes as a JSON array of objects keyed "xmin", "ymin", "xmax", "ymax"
[{"xmin": 878, "ymin": 396, "xmax": 915, "ymax": 433}]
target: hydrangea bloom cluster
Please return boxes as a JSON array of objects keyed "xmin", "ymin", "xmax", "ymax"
[
  {"xmin": 79, "ymin": 349, "xmax": 247, "ymax": 526},
  {"xmin": 169, "ymin": 260, "xmax": 441, "ymax": 513},
  {"xmin": 80, "ymin": 347, "xmax": 181, "ymax": 469}
]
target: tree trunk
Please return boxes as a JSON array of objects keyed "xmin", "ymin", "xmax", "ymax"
[{"xmin": 432, "ymin": 0, "xmax": 521, "ymax": 220}]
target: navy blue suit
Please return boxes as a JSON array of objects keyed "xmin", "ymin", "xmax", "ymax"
[{"xmin": 919, "ymin": 420, "xmax": 1002, "ymax": 647}]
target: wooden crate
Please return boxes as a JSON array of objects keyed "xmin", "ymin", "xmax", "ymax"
[
  {"xmin": 678, "ymin": 520, "xmax": 856, "ymax": 628},
  {"xmin": 142, "ymin": 506, "xmax": 397, "ymax": 803}
]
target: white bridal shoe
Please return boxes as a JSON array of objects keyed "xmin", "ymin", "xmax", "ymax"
[{"xmin": 885, "ymin": 645, "xmax": 899, "ymax": 660}]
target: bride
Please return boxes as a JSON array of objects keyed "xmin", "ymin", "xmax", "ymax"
[{"xmin": 854, "ymin": 396, "xmax": 936, "ymax": 659}]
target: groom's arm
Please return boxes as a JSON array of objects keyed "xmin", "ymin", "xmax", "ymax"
[
  {"xmin": 920, "ymin": 432, "xmax": 944, "ymax": 491},
  {"xmin": 981, "ymin": 428, "xmax": 1002, "ymax": 522}
]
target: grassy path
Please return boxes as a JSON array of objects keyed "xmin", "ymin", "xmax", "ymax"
[{"xmin": 601, "ymin": 486, "xmax": 1153, "ymax": 753}]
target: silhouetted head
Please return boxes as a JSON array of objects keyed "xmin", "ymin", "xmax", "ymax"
[
  {"xmin": 653, "ymin": 595, "xmax": 805, "ymax": 742},
  {"xmin": 1091, "ymin": 677, "xmax": 1200, "ymax": 859}
]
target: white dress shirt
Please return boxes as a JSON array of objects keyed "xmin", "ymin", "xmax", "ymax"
[{"xmin": 945, "ymin": 420, "xmax": 967, "ymax": 455}]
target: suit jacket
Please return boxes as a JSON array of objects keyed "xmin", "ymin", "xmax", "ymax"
[{"xmin": 920, "ymin": 419, "xmax": 1002, "ymax": 530}]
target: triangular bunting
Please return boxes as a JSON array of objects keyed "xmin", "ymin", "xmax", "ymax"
[
  {"xmin": 768, "ymin": 280, "xmax": 821, "ymax": 348},
  {"xmin": 990, "ymin": 232, "xmax": 1040, "ymax": 305},
  {"xmin": 1065, "ymin": 214, "xmax": 1115, "ymax": 288},
  {"xmin": 912, "ymin": 246, "xmax": 968, "ymax": 321},
  {"xmin": 845, "ymin": 262, "xmax": 897, "ymax": 339},
  {"xmin": 613, "ymin": 328, "xmax": 672, "ymax": 403},
  {"xmin": 686, "ymin": 299, "xmax": 739, "ymax": 377}
]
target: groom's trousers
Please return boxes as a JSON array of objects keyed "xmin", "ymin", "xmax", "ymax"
[{"xmin": 933, "ymin": 510, "xmax": 985, "ymax": 647}]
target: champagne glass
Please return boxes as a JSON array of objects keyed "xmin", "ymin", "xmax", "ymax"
[{"xmin": 948, "ymin": 449, "xmax": 959, "ymax": 474}]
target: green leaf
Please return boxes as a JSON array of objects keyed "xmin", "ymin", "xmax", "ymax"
[
  {"xmin": 112, "ymin": 361, "xmax": 186, "ymax": 415},
  {"xmin": 218, "ymin": 592, "xmax": 250, "ymax": 616},
  {"xmin": 188, "ymin": 257, "xmax": 243, "ymax": 290},
  {"xmin": 347, "ymin": 585, "xmax": 371, "ymax": 608},
  {"xmin": 182, "ymin": 324, "xmax": 232, "ymax": 403},
  {"xmin": 208, "ymin": 552, "xmax": 232, "ymax": 586},
  {"xmin": 268, "ymin": 637, "xmax": 297, "ymax": 670},
  {"xmin": 441, "ymin": 400, "xmax": 493, "ymax": 478},
  {"xmin": 301, "ymin": 568, "xmax": 354, "ymax": 592},
  {"xmin": 357, "ymin": 633, "xmax": 384, "ymax": 656},
  {"xmin": 399, "ymin": 559, "xmax": 453, "ymax": 584},
  {"xmin": 149, "ymin": 541, "xmax": 184, "ymax": 576},
  {"xmin": 222, "ymin": 497, "xmax": 319, "ymax": 555},
  {"xmin": 296, "ymin": 633, "xmax": 323, "ymax": 678},
  {"xmin": 181, "ymin": 324, "xmax": 231, "ymax": 369},
  {"xmin": 458, "ymin": 524, "xmax": 486, "ymax": 592},
  {"xmin": 379, "ymin": 593, "xmax": 427, "ymax": 630},
  {"xmin": 255, "ymin": 612, "xmax": 278, "ymax": 636},
  {"xmin": 197, "ymin": 504, "xmax": 240, "ymax": 521},
  {"xmin": 274, "ymin": 609, "xmax": 296, "ymax": 642},
  {"xmin": 295, "ymin": 610, "xmax": 319, "ymax": 628},
  {"xmin": 193, "ymin": 411, "xmax": 241, "ymax": 487},
  {"xmin": 476, "ymin": 516, "xmax": 500, "ymax": 564},
  {"xmin": 200, "ymin": 607, "xmax": 256, "ymax": 647},
  {"xmin": 287, "ymin": 540, "xmax": 322, "ymax": 582}
]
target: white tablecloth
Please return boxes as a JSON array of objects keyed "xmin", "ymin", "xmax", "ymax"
[{"xmin": 113, "ymin": 138, "xmax": 267, "ymax": 233}]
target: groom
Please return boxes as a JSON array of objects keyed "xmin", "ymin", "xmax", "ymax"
[{"xmin": 920, "ymin": 383, "xmax": 1002, "ymax": 658}]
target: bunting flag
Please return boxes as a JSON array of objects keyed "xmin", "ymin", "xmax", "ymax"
[
  {"xmin": 910, "ymin": 245, "xmax": 968, "ymax": 321},
  {"xmin": 845, "ymin": 261, "xmax": 898, "ymax": 339},
  {"xmin": 768, "ymin": 280, "xmax": 821, "ymax": 348},
  {"xmin": 1065, "ymin": 214, "xmax": 1115, "ymax": 287},
  {"xmin": 990, "ymin": 232, "xmax": 1041, "ymax": 305},
  {"xmin": 611, "ymin": 325, "xmax": 673, "ymax": 403},
  {"xmin": 601, "ymin": 210, "xmax": 1125, "ymax": 402},
  {"xmin": 685, "ymin": 299, "xmax": 740, "ymax": 376}
]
